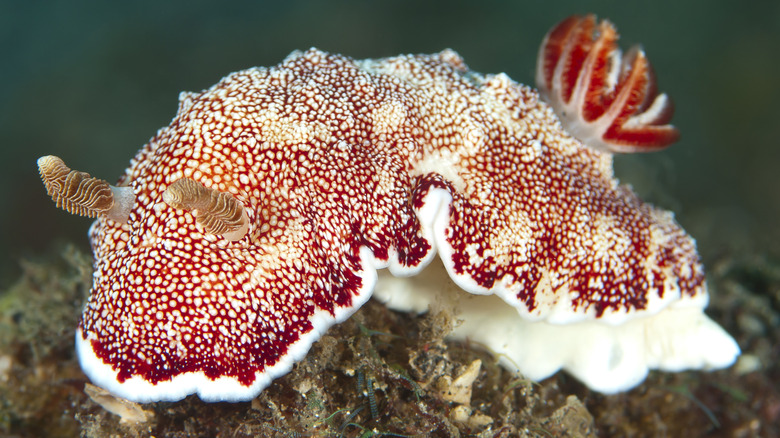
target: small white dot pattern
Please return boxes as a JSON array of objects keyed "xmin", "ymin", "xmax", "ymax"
[{"xmin": 81, "ymin": 48, "xmax": 704, "ymax": 390}]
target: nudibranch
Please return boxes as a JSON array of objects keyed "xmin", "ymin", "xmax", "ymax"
[{"xmin": 38, "ymin": 15, "xmax": 738, "ymax": 402}]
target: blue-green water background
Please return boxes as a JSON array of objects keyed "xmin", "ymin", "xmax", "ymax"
[{"xmin": 1, "ymin": 0, "xmax": 778, "ymax": 283}]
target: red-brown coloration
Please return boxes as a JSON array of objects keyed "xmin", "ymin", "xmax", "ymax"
[
  {"xmin": 536, "ymin": 15, "xmax": 679, "ymax": 153},
  {"xmin": 74, "ymin": 45, "xmax": 707, "ymax": 401}
]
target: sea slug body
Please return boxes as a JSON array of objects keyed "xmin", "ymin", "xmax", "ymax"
[{"xmin": 38, "ymin": 15, "xmax": 739, "ymax": 402}]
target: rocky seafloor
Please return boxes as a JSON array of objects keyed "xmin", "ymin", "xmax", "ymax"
[{"xmin": 0, "ymin": 241, "xmax": 777, "ymax": 438}]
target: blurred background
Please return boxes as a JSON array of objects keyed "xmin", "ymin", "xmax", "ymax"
[{"xmin": 1, "ymin": 0, "xmax": 779, "ymax": 285}]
